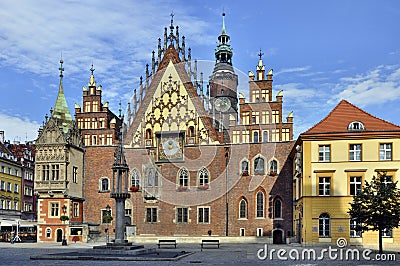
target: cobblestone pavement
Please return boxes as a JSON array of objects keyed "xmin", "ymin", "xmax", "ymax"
[{"xmin": 0, "ymin": 241, "xmax": 399, "ymax": 265}]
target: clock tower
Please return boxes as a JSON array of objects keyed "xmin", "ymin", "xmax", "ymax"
[{"xmin": 209, "ymin": 12, "xmax": 238, "ymax": 130}]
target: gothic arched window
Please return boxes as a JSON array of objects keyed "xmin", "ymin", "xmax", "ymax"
[
  {"xmin": 269, "ymin": 159, "xmax": 278, "ymax": 174},
  {"xmin": 131, "ymin": 169, "xmax": 140, "ymax": 187},
  {"xmin": 256, "ymin": 191, "xmax": 265, "ymax": 218},
  {"xmin": 254, "ymin": 157, "xmax": 265, "ymax": 174},
  {"xmin": 178, "ymin": 168, "xmax": 189, "ymax": 187},
  {"xmin": 241, "ymin": 160, "xmax": 249, "ymax": 175},
  {"xmin": 239, "ymin": 199, "xmax": 247, "ymax": 219},
  {"xmin": 274, "ymin": 198, "xmax": 282, "ymax": 219},
  {"xmin": 198, "ymin": 167, "xmax": 209, "ymax": 186},
  {"xmin": 99, "ymin": 177, "xmax": 109, "ymax": 192}
]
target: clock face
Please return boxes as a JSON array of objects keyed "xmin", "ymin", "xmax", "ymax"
[
  {"xmin": 163, "ymin": 139, "xmax": 180, "ymax": 156},
  {"xmin": 215, "ymin": 97, "xmax": 231, "ymax": 112}
]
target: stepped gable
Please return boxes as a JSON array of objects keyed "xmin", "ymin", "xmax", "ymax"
[
  {"xmin": 304, "ymin": 100, "xmax": 400, "ymax": 135},
  {"xmin": 125, "ymin": 44, "xmax": 219, "ymax": 144}
]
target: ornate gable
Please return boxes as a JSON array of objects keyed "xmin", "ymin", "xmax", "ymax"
[
  {"xmin": 126, "ymin": 47, "xmax": 218, "ymax": 148},
  {"xmin": 36, "ymin": 117, "xmax": 67, "ymax": 145}
]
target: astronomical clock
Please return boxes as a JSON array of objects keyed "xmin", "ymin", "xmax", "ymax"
[{"xmin": 156, "ymin": 131, "xmax": 184, "ymax": 161}]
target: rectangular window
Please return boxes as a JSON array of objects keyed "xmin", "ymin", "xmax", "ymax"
[
  {"xmin": 176, "ymin": 207, "xmax": 189, "ymax": 223},
  {"xmin": 102, "ymin": 209, "xmax": 112, "ymax": 224},
  {"xmin": 85, "ymin": 118, "xmax": 91, "ymax": 129},
  {"xmin": 241, "ymin": 112, "xmax": 250, "ymax": 125},
  {"xmin": 77, "ymin": 118, "xmax": 83, "ymax": 129},
  {"xmin": 242, "ymin": 130, "xmax": 250, "ymax": 143},
  {"xmin": 85, "ymin": 102, "xmax": 90, "ymax": 112},
  {"xmin": 349, "ymin": 144, "xmax": 362, "ymax": 161},
  {"xmin": 282, "ymin": 128, "xmax": 290, "ymax": 141},
  {"xmin": 42, "ymin": 165, "xmax": 50, "ymax": 180},
  {"xmin": 14, "ymin": 201, "xmax": 18, "ymax": 210},
  {"xmin": 92, "ymin": 118, "xmax": 97, "ymax": 129},
  {"xmin": 99, "ymin": 118, "xmax": 105, "ymax": 128},
  {"xmin": 318, "ymin": 177, "xmax": 331, "ymax": 196},
  {"xmin": 252, "ymin": 111, "xmax": 259, "ymax": 124},
  {"xmin": 261, "ymin": 111, "xmax": 269, "ymax": 124},
  {"xmin": 7, "ymin": 182, "xmax": 12, "ymax": 192},
  {"xmin": 24, "ymin": 202, "xmax": 33, "ymax": 212},
  {"xmin": 252, "ymin": 90, "xmax": 260, "ymax": 102},
  {"xmin": 106, "ymin": 134, "xmax": 113, "ymax": 145},
  {"xmin": 146, "ymin": 207, "xmax": 158, "ymax": 223},
  {"xmin": 50, "ymin": 202, "xmax": 59, "ymax": 217},
  {"xmin": 261, "ymin": 89, "xmax": 269, "ymax": 102},
  {"xmin": 51, "ymin": 164, "xmax": 60, "ymax": 180},
  {"xmin": 350, "ymin": 218, "xmax": 362, "ymax": 238},
  {"xmin": 14, "ymin": 184, "xmax": 18, "ymax": 193},
  {"xmin": 350, "ymin": 176, "xmax": 362, "ymax": 196},
  {"xmin": 93, "ymin": 101, "xmax": 99, "ymax": 112},
  {"xmin": 271, "ymin": 129, "xmax": 279, "ymax": 142},
  {"xmin": 319, "ymin": 145, "xmax": 331, "ymax": 162},
  {"xmin": 99, "ymin": 134, "xmax": 105, "ymax": 145},
  {"xmin": 253, "ymin": 131, "xmax": 259, "ymax": 143},
  {"xmin": 24, "ymin": 186, "xmax": 33, "ymax": 196},
  {"xmin": 380, "ymin": 143, "xmax": 392, "ymax": 160},
  {"xmin": 84, "ymin": 135, "xmax": 90, "ymax": 146},
  {"xmin": 233, "ymin": 131, "xmax": 240, "ymax": 144},
  {"xmin": 72, "ymin": 166, "xmax": 78, "ymax": 183},
  {"xmin": 382, "ymin": 175, "xmax": 392, "ymax": 186},
  {"xmin": 73, "ymin": 203, "xmax": 79, "ymax": 217},
  {"xmin": 0, "ymin": 180, "xmax": 5, "ymax": 190},
  {"xmin": 272, "ymin": 110, "xmax": 280, "ymax": 123},
  {"xmin": 198, "ymin": 207, "xmax": 210, "ymax": 224}
]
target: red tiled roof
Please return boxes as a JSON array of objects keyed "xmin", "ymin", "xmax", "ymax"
[{"xmin": 304, "ymin": 100, "xmax": 400, "ymax": 135}]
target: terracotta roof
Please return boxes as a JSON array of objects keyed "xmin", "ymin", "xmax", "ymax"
[{"xmin": 304, "ymin": 100, "xmax": 400, "ymax": 135}]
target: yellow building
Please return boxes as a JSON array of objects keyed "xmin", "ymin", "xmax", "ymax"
[
  {"xmin": 0, "ymin": 142, "xmax": 23, "ymax": 223},
  {"xmin": 292, "ymin": 100, "xmax": 400, "ymax": 249}
]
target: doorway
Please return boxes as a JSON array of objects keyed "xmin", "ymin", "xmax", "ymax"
[
  {"xmin": 273, "ymin": 229, "xmax": 284, "ymax": 244},
  {"xmin": 56, "ymin": 229, "xmax": 63, "ymax": 242}
]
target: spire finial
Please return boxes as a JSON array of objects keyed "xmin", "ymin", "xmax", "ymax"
[
  {"xmin": 90, "ymin": 63, "xmax": 95, "ymax": 75},
  {"xmin": 222, "ymin": 9, "xmax": 226, "ymax": 34},
  {"xmin": 170, "ymin": 11, "xmax": 174, "ymax": 27},
  {"xmin": 59, "ymin": 59, "xmax": 64, "ymax": 78},
  {"xmin": 258, "ymin": 48, "xmax": 264, "ymax": 60}
]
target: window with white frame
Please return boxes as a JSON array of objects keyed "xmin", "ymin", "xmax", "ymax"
[
  {"xmin": 49, "ymin": 202, "xmax": 59, "ymax": 217},
  {"xmin": 178, "ymin": 168, "xmax": 189, "ymax": 187},
  {"xmin": 254, "ymin": 157, "xmax": 265, "ymax": 175},
  {"xmin": 348, "ymin": 121, "xmax": 365, "ymax": 131},
  {"xmin": 46, "ymin": 228, "xmax": 51, "ymax": 238},
  {"xmin": 239, "ymin": 199, "xmax": 247, "ymax": 219},
  {"xmin": 380, "ymin": 143, "xmax": 392, "ymax": 160},
  {"xmin": 99, "ymin": 177, "xmax": 110, "ymax": 192},
  {"xmin": 198, "ymin": 167, "xmax": 209, "ymax": 186},
  {"xmin": 349, "ymin": 144, "xmax": 362, "ymax": 161},
  {"xmin": 256, "ymin": 191, "xmax": 265, "ymax": 218},
  {"xmin": 269, "ymin": 159, "xmax": 278, "ymax": 174},
  {"xmin": 319, "ymin": 145, "xmax": 331, "ymax": 162},
  {"xmin": 350, "ymin": 176, "xmax": 362, "ymax": 196},
  {"xmin": 350, "ymin": 218, "xmax": 362, "ymax": 238},
  {"xmin": 131, "ymin": 169, "xmax": 140, "ymax": 187},
  {"xmin": 241, "ymin": 160, "xmax": 249, "ymax": 175},
  {"xmin": 382, "ymin": 228, "xmax": 392, "ymax": 238},
  {"xmin": 72, "ymin": 166, "xmax": 78, "ymax": 183},
  {"xmin": 262, "ymin": 130, "xmax": 269, "ymax": 143},
  {"xmin": 319, "ymin": 177, "xmax": 331, "ymax": 196},
  {"xmin": 145, "ymin": 207, "xmax": 158, "ymax": 223},
  {"xmin": 253, "ymin": 131, "xmax": 259, "ymax": 143},
  {"xmin": 381, "ymin": 175, "xmax": 392, "ymax": 186},
  {"xmin": 319, "ymin": 213, "xmax": 330, "ymax": 237},
  {"xmin": 73, "ymin": 203, "xmax": 79, "ymax": 217},
  {"xmin": 14, "ymin": 184, "xmax": 18, "ymax": 193},
  {"xmin": 198, "ymin": 207, "xmax": 210, "ymax": 224},
  {"xmin": 176, "ymin": 207, "xmax": 189, "ymax": 223}
]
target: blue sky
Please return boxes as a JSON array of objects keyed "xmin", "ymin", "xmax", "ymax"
[{"xmin": 0, "ymin": 0, "xmax": 399, "ymax": 142}]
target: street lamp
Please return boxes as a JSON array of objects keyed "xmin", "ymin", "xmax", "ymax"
[
  {"xmin": 61, "ymin": 205, "xmax": 68, "ymax": 246},
  {"xmin": 105, "ymin": 204, "xmax": 111, "ymax": 244}
]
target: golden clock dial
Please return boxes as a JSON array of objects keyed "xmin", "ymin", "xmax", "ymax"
[{"xmin": 162, "ymin": 139, "xmax": 180, "ymax": 156}]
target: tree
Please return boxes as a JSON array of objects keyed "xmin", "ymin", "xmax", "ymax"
[{"xmin": 348, "ymin": 172, "xmax": 400, "ymax": 253}]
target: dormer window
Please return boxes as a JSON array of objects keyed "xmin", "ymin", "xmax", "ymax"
[{"xmin": 348, "ymin": 121, "xmax": 365, "ymax": 131}]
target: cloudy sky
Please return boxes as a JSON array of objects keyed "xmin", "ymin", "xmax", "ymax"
[{"xmin": 0, "ymin": 0, "xmax": 399, "ymax": 142}]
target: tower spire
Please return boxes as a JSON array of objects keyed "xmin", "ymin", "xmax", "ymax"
[{"xmin": 215, "ymin": 12, "xmax": 233, "ymax": 65}]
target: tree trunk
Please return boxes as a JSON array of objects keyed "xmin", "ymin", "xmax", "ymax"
[{"xmin": 378, "ymin": 227, "xmax": 383, "ymax": 254}]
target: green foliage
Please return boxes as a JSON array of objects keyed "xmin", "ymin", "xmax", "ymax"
[
  {"xmin": 103, "ymin": 215, "xmax": 113, "ymax": 224},
  {"xmin": 60, "ymin": 215, "xmax": 69, "ymax": 222},
  {"xmin": 348, "ymin": 172, "xmax": 400, "ymax": 252}
]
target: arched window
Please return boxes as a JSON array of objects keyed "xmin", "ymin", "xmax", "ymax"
[
  {"xmin": 148, "ymin": 171, "xmax": 153, "ymax": 187},
  {"xmin": 178, "ymin": 168, "xmax": 189, "ymax": 187},
  {"xmin": 241, "ymin": 160, "xmax": 249, "ymax": 175},
  {"xmin": 253, "ymin": 131, "xmax": 259, "ymax": 143},
  {"xmin": 198, "ymin": 167, "xmax": 209, "ymax": 186},
  {"xmin": 254, "ymin": 157, "xmax": 265, "ymax": 174},
  {"xmin": 263, "ymin": 131, "xmax": 269, "ymax": 143},
  {"xmin": 131, "ymin": 169, "xmax": 140, "ymax": 187},
  {"xmin": 99, "ymin": 177, "xmax": 109, "ymax": 192},
  {"xmin": 239, "ymin": 199, "xmax": 247, "ymax": 219},
  {"xmin": 269, "ymin": 159, "xmax": 278, "ymax": 174},
  {"xmin": 256, "ymin": 191, "xmax": 265, "ymax": 218},
  {"xmin": 154, "ymin": 171, "xmax": 159, "ymax": 187},
  {"xmin": 145, "ymin": 128, "xmax": 152, "ymax": 146},
  {"xmin": 319, "ymin": 213, "xmax": 330, "ymax": 237},
  {"xmin": 188, "ymin": 126, "xmax": 195, "ymax": 137},
  {"xmin": 348, "ymin": 121, "xmax": 365, "ymax": 131},
  {"xmin": 274, "ymin": 198, "xmax": 282, "ymax": 219}
]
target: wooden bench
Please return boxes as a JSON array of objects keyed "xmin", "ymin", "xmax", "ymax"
[
  {"xmin": 157, "ymin": 239, "xmax": 177, "ymax": 248},
  {"xmin": 201, "ymin": 239, "xmax": 220, "ymax": 251}
]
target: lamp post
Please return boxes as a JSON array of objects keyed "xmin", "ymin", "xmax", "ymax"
[
  {"xmin": 61, "ymin": 205, "xmax": 68, "ymax": 246},
  {"xmin": 105, "ymin": 204, "xmax": 111, "ymax": 244}
]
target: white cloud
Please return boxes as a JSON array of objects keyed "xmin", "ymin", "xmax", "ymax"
[
  {"xmin": 275, "ymin": 66, "xmax": 311, "ymax": 76},
  {"xmin": 329, "ymin": 65, "xmax": 400, "ymax": 107},
  {"xmin": 0, "ymin": 114, "xmax": 40, "ymax": 142}
]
